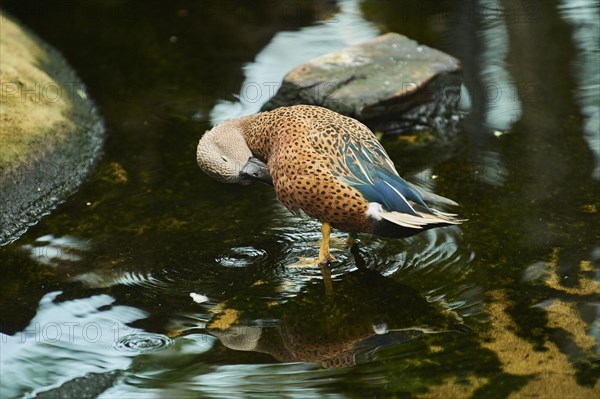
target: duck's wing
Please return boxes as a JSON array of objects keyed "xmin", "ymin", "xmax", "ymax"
[{"xmin": 327, "ymin": 133, "xmax": 456, "ymax": 217}]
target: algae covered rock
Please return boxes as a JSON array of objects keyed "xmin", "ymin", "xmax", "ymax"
[
  {"xmin": 262, "ymin": 32, "xmax": 462, "ymax": 136},
  {"xmin": 0, "ymin": 12, "xmax": 104, "ymax": 246}
]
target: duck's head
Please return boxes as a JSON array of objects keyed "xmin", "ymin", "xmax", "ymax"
[{"xmin": 196, "ymin": 120, "xmax": 272, "ymax": 185}]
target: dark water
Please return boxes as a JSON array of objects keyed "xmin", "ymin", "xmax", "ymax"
[{"xmin": 1, "ymin": 1, "xmax": 599, "ymax": 398}]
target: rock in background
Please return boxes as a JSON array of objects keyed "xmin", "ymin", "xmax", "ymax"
[
  {"xmin": 0, "ymin": 12, "xmax": 104, "ymax": 246},
  {"xmin": 262, "ymin": 32, "xmax": 462, "ymax": 138}
]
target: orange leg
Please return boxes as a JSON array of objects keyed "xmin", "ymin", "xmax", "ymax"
[
  {"xmin": 317, "ymin": 222, "xmax": 335, "ymax": 265},
  {"xmin": 318, "ymin": 222, "xmax": 334, "ymax": 295}
]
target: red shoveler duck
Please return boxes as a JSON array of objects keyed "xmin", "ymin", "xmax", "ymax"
[{"xmin": 197, "ymin": 105, "xmax": 463, "ymax": 266}]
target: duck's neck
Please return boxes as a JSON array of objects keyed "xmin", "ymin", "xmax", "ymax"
[{"xmin": 240, "ymin": 112, "xmax": 276, "ymax": 162}]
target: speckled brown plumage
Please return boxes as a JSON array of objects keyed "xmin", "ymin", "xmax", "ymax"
[
  {"xmin": 197, "ymin": 104, "xmax": 463, "ymax": 266},
  {"xmin": 240, "ymin": 105, "xmax": 382, "ymax": 233}
]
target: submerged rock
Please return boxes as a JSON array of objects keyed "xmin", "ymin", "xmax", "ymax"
[
  {"xmin": 33, "ymin": 371, "xmax": 122, "ymax": 399},
  {"xmin": 262, "ymin": 32, "xmax": 462, "ymax": 136},
  {"xmin": 0, "ymin": 12, "xmax": 104, "ymax": 246}
]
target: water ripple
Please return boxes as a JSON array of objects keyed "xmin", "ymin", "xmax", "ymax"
[
  {"xmin": 216, "ymin": 246, "xmax": 268, "ymax": 268},
  {"xmin": 114, "ymin": 333, "xmax": 173, "ymax": 353}
]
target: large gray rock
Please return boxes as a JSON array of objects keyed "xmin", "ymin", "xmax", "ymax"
[
  {"xmin": 262, "ymin": 32, "xmax": 462, "ymax": 136},
  {"xmin": 0, "ymin": 13, "xmax": 104, "ymax": 246}
]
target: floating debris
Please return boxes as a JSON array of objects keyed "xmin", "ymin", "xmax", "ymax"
[{"xmin": 190, "ymin": 292, "xmax": 209, "ymax": 304}]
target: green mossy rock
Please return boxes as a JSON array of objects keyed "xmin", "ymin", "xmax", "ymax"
[{"xmin": 0, "ymin": 12, "xmax": 104, "ymax": 246}]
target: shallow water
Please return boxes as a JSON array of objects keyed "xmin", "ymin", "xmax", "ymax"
[{"xmin": 1, "ymin": 1, "xmax": 599, "ymax": 398}]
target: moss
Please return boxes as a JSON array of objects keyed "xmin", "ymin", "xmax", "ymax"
[
  {"xmin": 0, "ymin": 11, "xmax": 104, "ymax": 245},
  {"xmin": 0, "ymin": 14, "xmax": 73, "ymax": 166}
]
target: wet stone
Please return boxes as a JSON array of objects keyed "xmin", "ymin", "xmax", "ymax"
[
  {"xmin": 34, "ymin": 370, "xmax": 122, "ymax": 399},
  {"xmin": 0, "ymin": 12, "xmax": 104, "ymax": 246},
  {"xmin": 262, "ymin": 32, "xmax": 463, "ymax": 136}
]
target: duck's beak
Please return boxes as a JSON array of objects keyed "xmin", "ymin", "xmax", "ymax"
[{"xmin": 240, "ymin": 157, "xmax": 273, "ymax": 186}]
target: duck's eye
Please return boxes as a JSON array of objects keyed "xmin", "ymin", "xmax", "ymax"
[{"xmin": 221, "ymin": 156, "xmax": 228, "ymax": 162}]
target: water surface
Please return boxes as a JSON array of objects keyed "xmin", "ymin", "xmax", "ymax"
[{"xmin": 1, "ymin": 1, "xmax": 598, "ymax": 398}]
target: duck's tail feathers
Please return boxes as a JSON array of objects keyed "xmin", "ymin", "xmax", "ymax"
[
  {"xmin": 410, "ymin": 184, "xmax": 459, "ymax": 207},
  {"xmin": 379, "ymin": 208, "xmax": 464, "ymax": 230}
]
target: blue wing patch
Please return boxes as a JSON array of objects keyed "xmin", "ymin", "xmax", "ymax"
[{"xmin": 338, "ymin": 138, "xmax": 431, "ymax": 216}]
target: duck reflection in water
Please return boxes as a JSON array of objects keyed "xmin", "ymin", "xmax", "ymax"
[{"xmin": 206, "ymin": 268, "xmax": 468, "ymax": 368}]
